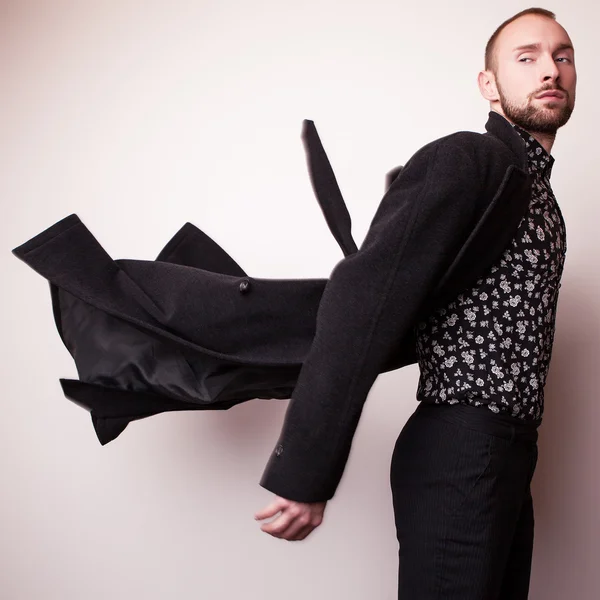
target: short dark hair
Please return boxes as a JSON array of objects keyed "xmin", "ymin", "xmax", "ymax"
[{"xmin": 485, "ymin": 8, "xmax": 557, "ymax": 72}]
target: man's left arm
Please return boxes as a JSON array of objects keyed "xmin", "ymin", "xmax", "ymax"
[{"xmin": 255, "ymin": 134, "xmax": 483, "ymax": 537}]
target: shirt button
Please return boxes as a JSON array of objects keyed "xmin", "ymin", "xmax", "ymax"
[
  {"xmin": 239, "ymin": 279, "xmax": 251, "ymax": 294},
  {"xmin": 275, "ymin": 444, "xmax": 284, "ymax": 457}
]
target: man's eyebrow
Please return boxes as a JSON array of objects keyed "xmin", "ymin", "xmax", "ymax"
[{"xmin": 512, "ymin": 42, "xmax": 574, "ymax": 53}]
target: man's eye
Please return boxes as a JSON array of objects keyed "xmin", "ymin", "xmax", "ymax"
[
  {"xmin": 519, "ymin": 57, "xmax": 533, "ymax": 62},
  {"xmin": 556, "ymin": 57, "xmax": 571, "ymax": 63}
]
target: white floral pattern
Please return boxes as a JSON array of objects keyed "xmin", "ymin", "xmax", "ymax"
[{"xmin": 414, "ymin": 124, "xmax": 567, "ymax": 421}]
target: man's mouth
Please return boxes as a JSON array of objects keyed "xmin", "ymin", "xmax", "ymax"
[{"xmin": 536, "ymin": 90, "xmax": 565, "ymax": 99}]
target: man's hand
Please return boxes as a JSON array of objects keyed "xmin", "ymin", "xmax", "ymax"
[{"xmin": 254, "ymin": 496, "xmax": 327, "ymax": 541}]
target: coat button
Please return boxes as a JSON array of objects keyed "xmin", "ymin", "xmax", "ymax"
[
  {"xmin": 275, "ymin": 444, "xmax": 283, "ymax": 457},
  {"xmin": 239, "ymin": 279, "xmax": 251, "ymax": 294}
]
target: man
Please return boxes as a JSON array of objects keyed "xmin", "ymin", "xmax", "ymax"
[{"xmin": 255, "ymin": 7, "xmax": 575, "ymax": 598}]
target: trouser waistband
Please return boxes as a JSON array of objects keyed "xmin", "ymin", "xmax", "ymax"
[{"xmin": 415, "ymin": 401, "xmax": 540, "ymax": 443}]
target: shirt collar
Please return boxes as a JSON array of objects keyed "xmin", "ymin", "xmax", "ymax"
[{"xmin": 509, "ymin": 122, "xmax": 555, "ymax": 179}]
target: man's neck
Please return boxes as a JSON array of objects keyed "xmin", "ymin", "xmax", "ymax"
[
  {"xmin": 528, "ymin": 131, "xmax": 555, "ymax": 155},
  {"xmin": 492, "ymin": 109, "xmax": 556, "ymax": 154}
]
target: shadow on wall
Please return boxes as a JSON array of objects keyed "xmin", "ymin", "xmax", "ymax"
[{"xmin": 530, "ymin": 276, "xmax": 598, "ymax": 598}]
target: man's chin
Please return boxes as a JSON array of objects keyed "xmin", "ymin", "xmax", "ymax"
[
  {"xmin": 504, "ymin": 107, "xmax": 572, "ymax": 135},
  {"xmin": 534, "ymin": 111, "xmax": 572, "ymax": 133}
]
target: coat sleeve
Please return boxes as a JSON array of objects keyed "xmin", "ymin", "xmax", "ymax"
[{"xmin": 259, "ymin": 134, "xmax": 482, "ymax": 502}]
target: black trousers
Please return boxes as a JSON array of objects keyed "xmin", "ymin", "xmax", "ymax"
[{"xmin": 390, "ymin": 401, "xmax": 539, "ymax": 599}]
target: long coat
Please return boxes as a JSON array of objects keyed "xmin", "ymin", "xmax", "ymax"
[{"xmin": 12, "ymin": 111, "xmax": 531, "ymax": 500}]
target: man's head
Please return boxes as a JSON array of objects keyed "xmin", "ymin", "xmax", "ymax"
[{"xmin": 478, "ymin": 8, "xmax": 576, "ymax": 135}]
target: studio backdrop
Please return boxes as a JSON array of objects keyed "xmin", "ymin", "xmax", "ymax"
[{"xmin": 2, "ymin": 1, "xmax": 598, "ymax": 599}]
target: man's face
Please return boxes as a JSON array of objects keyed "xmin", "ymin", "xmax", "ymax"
[{"xmin": 489, "ymin": 15, "xmax": 576, "ymax": 134}]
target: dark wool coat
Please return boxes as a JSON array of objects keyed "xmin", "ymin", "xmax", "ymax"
[
  {"xmin": 12, "ymin": 112, "xmax": 531, "ymax": 499},
  {"xmin": 259, "ymin": 111, "xmax": 533, "ymax": 502}
]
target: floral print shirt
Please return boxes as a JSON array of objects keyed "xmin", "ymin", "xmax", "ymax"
[{"xmin": 414, "ymin": 122, "xmax": 567, "ymax": 422}]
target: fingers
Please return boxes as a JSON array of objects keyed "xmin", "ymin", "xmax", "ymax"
[
  {"xmin": 259, "ymin": 508, "xmax": 299, "ymax": 537},
  {"xmin": 260, "ymin": 505, "xmax": 305, "ymax": 537},
  {"xmin": 257, "ymin": 502, "xmax": 324, "ymax": 541},
  {"xmin": 254, "ymin": 497, "xmax": 288, "ymax": 521},
  {"xmin": 284, "ymin": 516, "xmax": 321, "ymax": 541},
  {"xmin": 289, "ymin": 524, "xmax": 315, "ymax": 541},
  {"xmin": 287, "ymin": 510, "xmax": 324, "ymax": 541},
  {"xmin": 255, "ymin": 496, "xmax": 327, "ymax": 541}
]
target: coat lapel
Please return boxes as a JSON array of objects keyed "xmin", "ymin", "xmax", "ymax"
[
  {"xmin": 484, "ymin": 110, "xmax": 529, "ymax": 169},
  {"xmin": 431, "ymin": 113, "xmax": 532, "ymax": 305}
]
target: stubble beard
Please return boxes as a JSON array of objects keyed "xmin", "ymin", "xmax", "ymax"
[{"xmin": 496, "ymin": 77, "xmax": 573, "ymax": 135}]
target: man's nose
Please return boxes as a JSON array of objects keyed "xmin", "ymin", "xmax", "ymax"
[{"xmin": 541, "ymin": 55, "xmax": 561, "ymax": 82}]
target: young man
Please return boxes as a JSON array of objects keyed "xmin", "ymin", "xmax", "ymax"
[{"xmin": 255, "ymin": 7, "xmax": 576, "ymax": 598}]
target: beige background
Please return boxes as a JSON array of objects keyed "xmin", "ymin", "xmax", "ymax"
[{"xmin": 2, "ymin": 1, "xmax": 598, "ymax": 598}]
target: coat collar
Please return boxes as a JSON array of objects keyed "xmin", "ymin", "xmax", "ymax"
[{"xmin": 484, "ymin": 110, "xmax": 529, "ymax": 170}]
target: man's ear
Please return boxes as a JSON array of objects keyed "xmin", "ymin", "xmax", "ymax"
[{"xmin": 478, "ymin": 69, "xmax": 499, "ymax": 103}]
